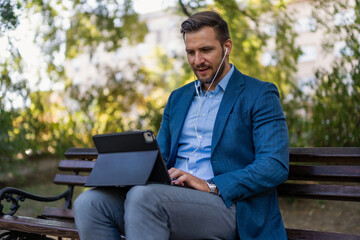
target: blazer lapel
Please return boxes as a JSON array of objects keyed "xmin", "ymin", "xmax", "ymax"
[
  {"xmin": 168, "ymin": 83, "xmax": 195, "ymax": 165},
  {"xmin": 212, "ymin": 68, "xmax": 245, "ymax": 153}
]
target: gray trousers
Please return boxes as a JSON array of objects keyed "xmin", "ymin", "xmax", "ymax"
[{"xmin": 74, "ymin": 184, "xmax": 237, "ymax": 240}]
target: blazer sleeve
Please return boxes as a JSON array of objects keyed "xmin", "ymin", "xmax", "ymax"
[
  {"xmin": 156, "ymin": 92, "xmax": 173, "ymax": 164},
  {"xmin": 212, "ymin": 83, "xmax": 289, "ymax": 207}
]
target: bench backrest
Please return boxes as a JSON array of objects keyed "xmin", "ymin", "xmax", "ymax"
[
  {"xmin": 57, "ymin": 147, "xmax": 360, "ymax": 201},
  {"xmin": 278, "ymin": 147, "xmax": 360, "ymax": 201},
  {"xmin": 54, "ymin": 148, "xmax": 97, "ymax": 186}
]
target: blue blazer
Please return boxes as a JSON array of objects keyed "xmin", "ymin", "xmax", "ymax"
[{"xmin": 157, "ymin": 67, "xmax": 289, "ymax": 240}]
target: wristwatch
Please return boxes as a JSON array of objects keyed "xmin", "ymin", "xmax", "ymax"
[{"xmin": 206, "ymin": 179, "xmax": 218, "ymax": 195}]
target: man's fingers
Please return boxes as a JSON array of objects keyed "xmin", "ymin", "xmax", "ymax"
[
  {"xmin": 169, "ymin": 169, "xmax": 208, "ymax": 192},
  {"xmin": 168, "ymin": 168, "xmax": 185, "ymax": 180},
  {"xmin": 176, "ymin": 174, "xmax": 188, "ymax": 183},
  {"xmin": 168, "ymin": 167, "xmax": 176, "ymax": 174}
]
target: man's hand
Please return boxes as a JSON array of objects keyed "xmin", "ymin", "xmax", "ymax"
[{"xmin": 168, "ymin": 168, "xmax": 210, "ymax": 193}]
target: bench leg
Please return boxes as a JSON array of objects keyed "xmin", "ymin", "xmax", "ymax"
[{"xmin": 0, "ymin": 231, "xmax": 56, "ymax": 240}]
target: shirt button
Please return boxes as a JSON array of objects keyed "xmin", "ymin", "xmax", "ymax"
[
  {"xmin": 209, "ymin": 95, "xmax": 213, "ymax": 98},
  {"xmin": 190, "ymin": 171, "xmax": 194, "ymax": 174},
  {"xmin": 199, "ymin": 136, "xmax": 202, "ymax": 139},
  {"xmin": 202, "ymin": 114, "xmax": 206, "ymax": 117}
]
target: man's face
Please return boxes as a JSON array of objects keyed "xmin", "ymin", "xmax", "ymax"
[{"xmin": 185, "ymin": 26, "xmax": 231, "ymax": 88}]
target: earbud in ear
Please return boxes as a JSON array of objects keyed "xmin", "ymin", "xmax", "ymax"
[{"xmin": 225, "ymin": 47, "xmax": 228, "ymax": 55}]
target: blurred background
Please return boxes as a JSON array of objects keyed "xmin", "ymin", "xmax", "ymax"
[{"xmin": 0, "ymin": 0, "xmax": 359, "ymax": 234}]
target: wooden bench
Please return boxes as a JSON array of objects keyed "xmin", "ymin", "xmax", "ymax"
[{"xmin": 0, "ymin": 147, "xmax": 359, "ymax": 239}]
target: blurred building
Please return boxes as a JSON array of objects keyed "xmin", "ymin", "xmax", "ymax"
[
  {"xmin": 261, "ymin": 0, "xmax": 356, "ymax": 93},
  {"xmin": 66, "ymin": 0, "xmax": 356, "ymax": 92},
  {"xmin": 65, "ymin": 10, "xmax": 186, "ymax": 90}
]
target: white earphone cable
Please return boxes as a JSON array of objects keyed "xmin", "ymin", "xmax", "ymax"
[{"xmin": 185, "ymin": 47, "xmax": 228, "ymax": 172}]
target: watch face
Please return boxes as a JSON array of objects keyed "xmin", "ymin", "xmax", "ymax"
[{"xmin": 206, "ymin": 180, "xmax": 217, "ymax": 194}]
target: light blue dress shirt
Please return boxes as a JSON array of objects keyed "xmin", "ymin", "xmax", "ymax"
[{"xmin": 174, "ymin": 65, "xmax": 235, "ymax": 180}]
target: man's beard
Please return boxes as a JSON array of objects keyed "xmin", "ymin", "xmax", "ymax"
[{"xmin": 194, "ymin": 56, "xmax": 226, "ymax": 85}]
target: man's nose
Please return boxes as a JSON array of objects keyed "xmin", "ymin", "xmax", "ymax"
[{"xmin": 193, "ymin": 52, "xmax": 205, "ymax": 66}]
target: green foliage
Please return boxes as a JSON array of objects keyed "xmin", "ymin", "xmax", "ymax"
[
  {"xmin": 177, "ymin": 0, "xmax": 208, "ymax": 16},
  {"xmin": 20, "ymin": 90, "xmax": 79, "ymax": 156},
  {"xmin": 0, "ymin": 33, "xmax": 29, "ymax": 171},
  {"xmin": 211, "ymin": 0, "xmax": 305, "ymax": 146},
  {"xmin": 66, "ymin": 61, "xmax": 167, "ymax": 145},
  {"xmin": 0, "ymin": 108, "xmax": 26, "ymax": 171},
  {"xmin": 25, "ymin": 0, "xmax": 148, "ymax": 83},
  {"xmin": 310, "ymin": 0, "xmax": 360, "ymax": 146},
  {"xmin": 179, "ymin": 0, "xmax": 359, "ymax": 147},
  {"xmin": 0, "ymin": 0, "xmax": 21, "ymax": 32},
  {"xmin": 0, "ymin": 0, "xmax": 150, "ymax": 170}
]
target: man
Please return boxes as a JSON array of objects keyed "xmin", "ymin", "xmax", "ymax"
[{"xmin": 74, "ymin": 11, "xmax": 289, "ymax": 240}]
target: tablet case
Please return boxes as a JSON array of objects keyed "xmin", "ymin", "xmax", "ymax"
[{"xmin": 85, "ymin": 130, "xmax": 171, "ymax": 187}]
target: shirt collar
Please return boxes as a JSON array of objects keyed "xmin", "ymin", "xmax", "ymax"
[{"xmin": 195, "ymin": 64, "xmax": 234, "ymax": 96}]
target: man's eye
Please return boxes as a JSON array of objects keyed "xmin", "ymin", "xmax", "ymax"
[{"xmin": 202, "ymin": 48, "xmax": 212, "ymax": 53}]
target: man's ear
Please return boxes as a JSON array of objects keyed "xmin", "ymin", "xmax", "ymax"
[{"xmin": 224, "ymin": 39, "xmax": 232, "ymax": 56}]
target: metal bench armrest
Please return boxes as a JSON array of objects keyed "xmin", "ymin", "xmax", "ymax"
[{"xmin": 0, "ymin": 187, "xmax": 72, "ymax": 216}]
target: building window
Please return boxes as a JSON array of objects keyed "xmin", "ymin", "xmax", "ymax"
[
  {"xmin": 136, "ymin": 43, "xmax": 150, "ymax": 57},
  {"xmin": 295, "ymin": 17, "xmax": 316, "ymax": 33},
  {"xmin": 261, "ymin": 51, "xmax": 277, "ymax": 66},
  {"xmin": 298, "ymin": 75, "xmax": 316, "ymax": 95},
  {"xmin": 334, "ymin": 9, "xmax": 355, "ymax": 26},
  {"xmin": 261, "ymin": 23, "xmax": 277, "ymax": 37},
  {"xmin": 299, "ymin": 46, "xmax": 317, "ymax": 62},
  {"xmin": 334, "ymin": 41, "xmax": 353, "ymax": 57}
]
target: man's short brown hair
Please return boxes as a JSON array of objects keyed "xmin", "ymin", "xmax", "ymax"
[{"xmin": 180, "ymin": 11, "xmax": 230, "ymax": 45}]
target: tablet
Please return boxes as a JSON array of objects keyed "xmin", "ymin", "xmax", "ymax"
[{"xmin": 85, "ymin": 130, "xmax": 171, "ymax": 187}]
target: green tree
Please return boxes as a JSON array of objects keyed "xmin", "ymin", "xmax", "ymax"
[
  {"xmin": 25, "ymin": 0, "xmax": 150, "ymax": 149},
  {"xmin": 310, "ymin": 0, "xmax": 360, "ymax": 146},
  {"xmin": 66, "ymin": 60, "xmax": 169, "ymax": 146},
  {"xmin": 0, "ymin": 39, "xmax": 29, "ymax": 171},
  {"xmin": 0, "ymin": 0, "xmax": 149, "ymax": 169}
]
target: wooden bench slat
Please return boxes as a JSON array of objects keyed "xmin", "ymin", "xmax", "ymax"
[
  {"xmin": 290, "ymin": 147, "xmax": 360, "ymax": 164},
  {"xmin": 286, "ymin": 228, "xmax": 360, "ymax": 240},
  {"xmin": 288, "ymin": 165, "xmax": 360, "ymax": 182},
  {"xmin": 57, "ymin": 161, "xmax": 360, "ymax": 181},
  {"xmin": 290, "ymin": 147, "xmax": 360, "ymax": 158},
  {"xmin": 278, "ymin": 183, "xmax": 360, "ymax": 201},
  {"xmin": 41, "ymin": 207, "xmax": 74, "ymax": 220},
  {"xmin": 64, "ymin": 147, "xmax": 360, "ymax": 164},
  {"xmin": 65, "ymin": 148, "xmax": 98, "ymax": 159},
  {"xmin": 58, "ymin": 160, "xmax": 95, "ymax": 172},
  {"xmin": 0, "ymin": 215, "xmax": 79, "ymax": 239},
  {"xmin": 53, "ymin": 174, "xmax": 88, "ymax": 186}
]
